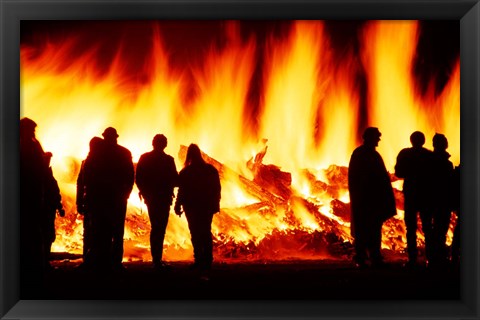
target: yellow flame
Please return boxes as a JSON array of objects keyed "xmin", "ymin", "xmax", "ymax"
[
  {"xmin": 21, "ymin": 20, "xmax": 459, "ymax": 262},
  {"xmin": 360, "ymin": 20, "xmax": 460, "ymax": 170}
]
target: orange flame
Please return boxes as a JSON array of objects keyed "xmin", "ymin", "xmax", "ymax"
[{"xmin": 20, "ymin": 20, "xmax": 459, "ymax": 262}]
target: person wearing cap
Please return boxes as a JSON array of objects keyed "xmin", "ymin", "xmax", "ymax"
[
  {"xmin": 348, "ymin": 127, "xmax": 396, "ymax": 268},
  {"xmin": 394, "ymin": 131, "xmax": 434, "ymax": 268},
  {"xmin": 83, "ymin": 127, "xmax": 134, "ymax": 272},
  {"xmin": 136, "ymin": 134, "xmax": 178, "ymax": 271},
  {"xmin": 427, "ymin": 133, "xmax": 455, "ymax": 268}
]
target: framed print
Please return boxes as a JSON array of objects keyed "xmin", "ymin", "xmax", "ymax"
[{"xmin": 1, "ymin": 0, "xmax": 479, "ymax": 319}]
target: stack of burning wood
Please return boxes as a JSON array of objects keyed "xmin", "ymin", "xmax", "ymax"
[{"xmin": 54, "ymin": 145, "xmax": 411, "ymax": 262}]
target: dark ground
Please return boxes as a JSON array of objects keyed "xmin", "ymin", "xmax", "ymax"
[{"xmin": 27, "ymin": 254, "xmax": 461, "ymax": 301}]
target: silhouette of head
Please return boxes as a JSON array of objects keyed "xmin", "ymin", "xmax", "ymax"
[
  {"xmin": 362, "ymin": 127, "xmax": 381, "ymax": 147},
  {"xmin": 185, "ymin": 144, "xmax": 205, "ymax": 167},
  {"xmin": 432, "ymin": 133, "xmax": 448, "ymax": 151},
  {"xmin": 410, "ymin": 131, "xmax": 425, "ymax": 148},
  {"xmin": 102, "ymin": 127, "xmax": 119, "ymax": 144},
  {"xmin": 89, "ymin": 136, "xmax": 104, "ymax": 154},
  {"xmin": 152, "ymin": 134, "xmax": 168, "ymax": 151},
  {"xmin": 20, "ymin": 117, "xmax": 37, "ymax": 138}
]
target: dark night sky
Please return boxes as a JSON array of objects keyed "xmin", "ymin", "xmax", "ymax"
[{"xmin": 20, "ymin": 20, "xmax": 459, "ymax": 88}]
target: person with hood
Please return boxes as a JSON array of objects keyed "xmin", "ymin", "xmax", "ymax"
[
  {"xmin": 348, "ymin": 127, "xmax": 397, "ymax": 268},
  {"xmin": 174, "ymin": 144, "xmax": 221, "ymax": 275}
]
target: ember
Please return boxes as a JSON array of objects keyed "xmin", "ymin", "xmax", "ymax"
[{"xmin": 20, "ymin": 20, "xmax": 459, "ymax": 263}]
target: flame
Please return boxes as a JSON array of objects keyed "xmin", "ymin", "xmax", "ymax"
[
  {"xmin": 21, "ymin": 20, "xmax": 459, "ymax": 262},
  {"xmin": 360, "ymin": 20, "xmax": 460, "ymax": 170}
]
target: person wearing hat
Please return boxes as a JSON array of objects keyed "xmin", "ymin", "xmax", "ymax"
[
  {"xmin": 83, "ymin": 127, "xmax": 134, "ymax": 272},
  {"xmin": 394, "ymin": 131, "xmax": 434, "ymax": 268},
  {"xmin": 136, "ymin": 134, "xmax": 178, "ymax": 271},
  {"xmin": 348, "ymin": 127, "xmax": 396, "ymax": 268}
]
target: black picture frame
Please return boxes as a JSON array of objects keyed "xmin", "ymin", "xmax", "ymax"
[{"xmin": 1, "ymin": 0, "xmax": 478, "ymax": 319}]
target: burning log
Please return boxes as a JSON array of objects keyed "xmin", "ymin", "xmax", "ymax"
[
  {"xmin": 213, "ymin": 233, "xmax": 258, "ymax": 260},
  {"xmin": 323, "ymin": 165, "xmax": 349, "ymax": 193},
  {"xmin": 382, "ymin": 217, "xmax": 407, "ymax": 252},
  {"xmin": 246, "ymin": 141, "xmax": 292, "ymax": 201},
  {"xmin": 330, "ymin": 199, "xmax": 350, "ymax": 222},
  {"xmin": 251, "ymin": 164, "xmax": 292, "ymax": 201},
  {"xmin": 178, "ymin": 145, "xmax": 285, "ymax": 205},
  {"xmin": 300, "ymin": 167, "xmax": 347, "ymax": 201},
  {"xmin": 290, "ymin": 196, "xmax": 352, "ymax": 242}
]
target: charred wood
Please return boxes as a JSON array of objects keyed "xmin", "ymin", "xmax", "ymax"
[
  {"xmin": 330, "ymin": 199, "xmax": 350, "ymax": 222},
  {"xmin": 179, "ymin": 145, "xmax": 285, "ymax": 205}
]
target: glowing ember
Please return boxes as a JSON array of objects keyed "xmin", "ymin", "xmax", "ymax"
[{"xmin": 21, "ymin": 20, "xmax": 459, "ymax": 262}]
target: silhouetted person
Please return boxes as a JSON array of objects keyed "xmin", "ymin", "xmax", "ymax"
[
  {"xmin": 450, "ymin": 164, "xmax": 460, "ymax": 266},
  {"xmin": 348, "ymin": 127, "xmax": 397, "ymax": 268},
  {"xmin": 83, "ymin": 128, "xmax": 134, "ymax": 272},
  {"xmin": 136, "ymin": 134, "xmax": 178, "ymax": 270},
  {"xmin": 394, "ymin": 131, "xmax": 434, "ymax": 267},
  {"xmin": 76, "ymin": 136, "xmax": 104, "ymax": 269},
  {"xmin": 427, "ymin": 133, "xmax": 455, "ymax": 268},
  {"xmin": 20, "ymin": 117, "xmax": 47, "ymax": 293},
  {"xmin": 42, "ymin": 151, "xmax": 65, "ymax": 269},
  {"xmin": 174, "ymin": 144, "xmax": 221, "ymax": 275}
]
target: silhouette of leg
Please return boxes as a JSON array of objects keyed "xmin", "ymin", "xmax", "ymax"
[
  {"xmin": 451, "ymin": 214, "xmax": 460, "ymax": 264},
  {"xmin": 404, "ymin": 205, "xmax": 418, "ymax": 263},
  {"xmin": 196, "ymin": 213, "xmax": 214, "ymax": 270},
  {"xmin": 185, "ymin": 211, "xmax": 201, "ymax": 266},
  {"xmin": 352, "ymin": 218, "xmax": 368, "ymax": 267},
  {"xmin": 91, "ymin": 207, "xmax": 113, "ymax": 272},
  {"xmin": 111, "ymin": 200, "xmax": 127, "ymax": 269},
  {"xmin": 419, "ymin": 210, "xmax": 434, "ymax": 263},
  {"xmin": 432, "ymin": 209, "xmax": 452, "ymax": 265},
  {"xmin": 146, "ymin": 200, "xmax": 170, "ymax": 266},
  {"xmin": 82, "ymin": 212, "xmax": 94, "ymax": 266},
  {"xmin": 367, "ymin": 219, "xmax": 384, "ymax": 267}
]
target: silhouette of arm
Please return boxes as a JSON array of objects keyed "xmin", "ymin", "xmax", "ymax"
[
  {"xmin": 135, "ymin": 155, "xmax": 147, "ymax": 195},
  {"xmin": 174, "ymin": 171, "xmax": 185, "ymax": 216},
  {"xmin": 76, "ymin": 161, "xmax": 86, "ymax": 213},
  {"xmin": 394, "ymin": 149, "xmax": 408, "ymax": 179},
  {"xmin": 170, "ymin": 157, "xmax": 179, "ymax": 188}
]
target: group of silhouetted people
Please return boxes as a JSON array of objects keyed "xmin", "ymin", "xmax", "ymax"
[
  {"xmin": 21, "ymin": 117, "xmax": 221, "ymax": 284},
  {"xmin": 20, "ymin": 117, "xmax": 460, "ymax": 287},
  {"xmin": 74, "ymin": 127, "xmax": 221, "ymax": 275},
  {"xmin": 348, "ymin": 127, "xmax": 460, "ymax": 269},
  {"xmin": 76, "ymin": 128, "xmax": 135, "ymax": 272}
]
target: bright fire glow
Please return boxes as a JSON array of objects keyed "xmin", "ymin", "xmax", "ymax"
[{"xmin": 21, "ymin": 20, "xmax": 459, "ymax": 262}]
